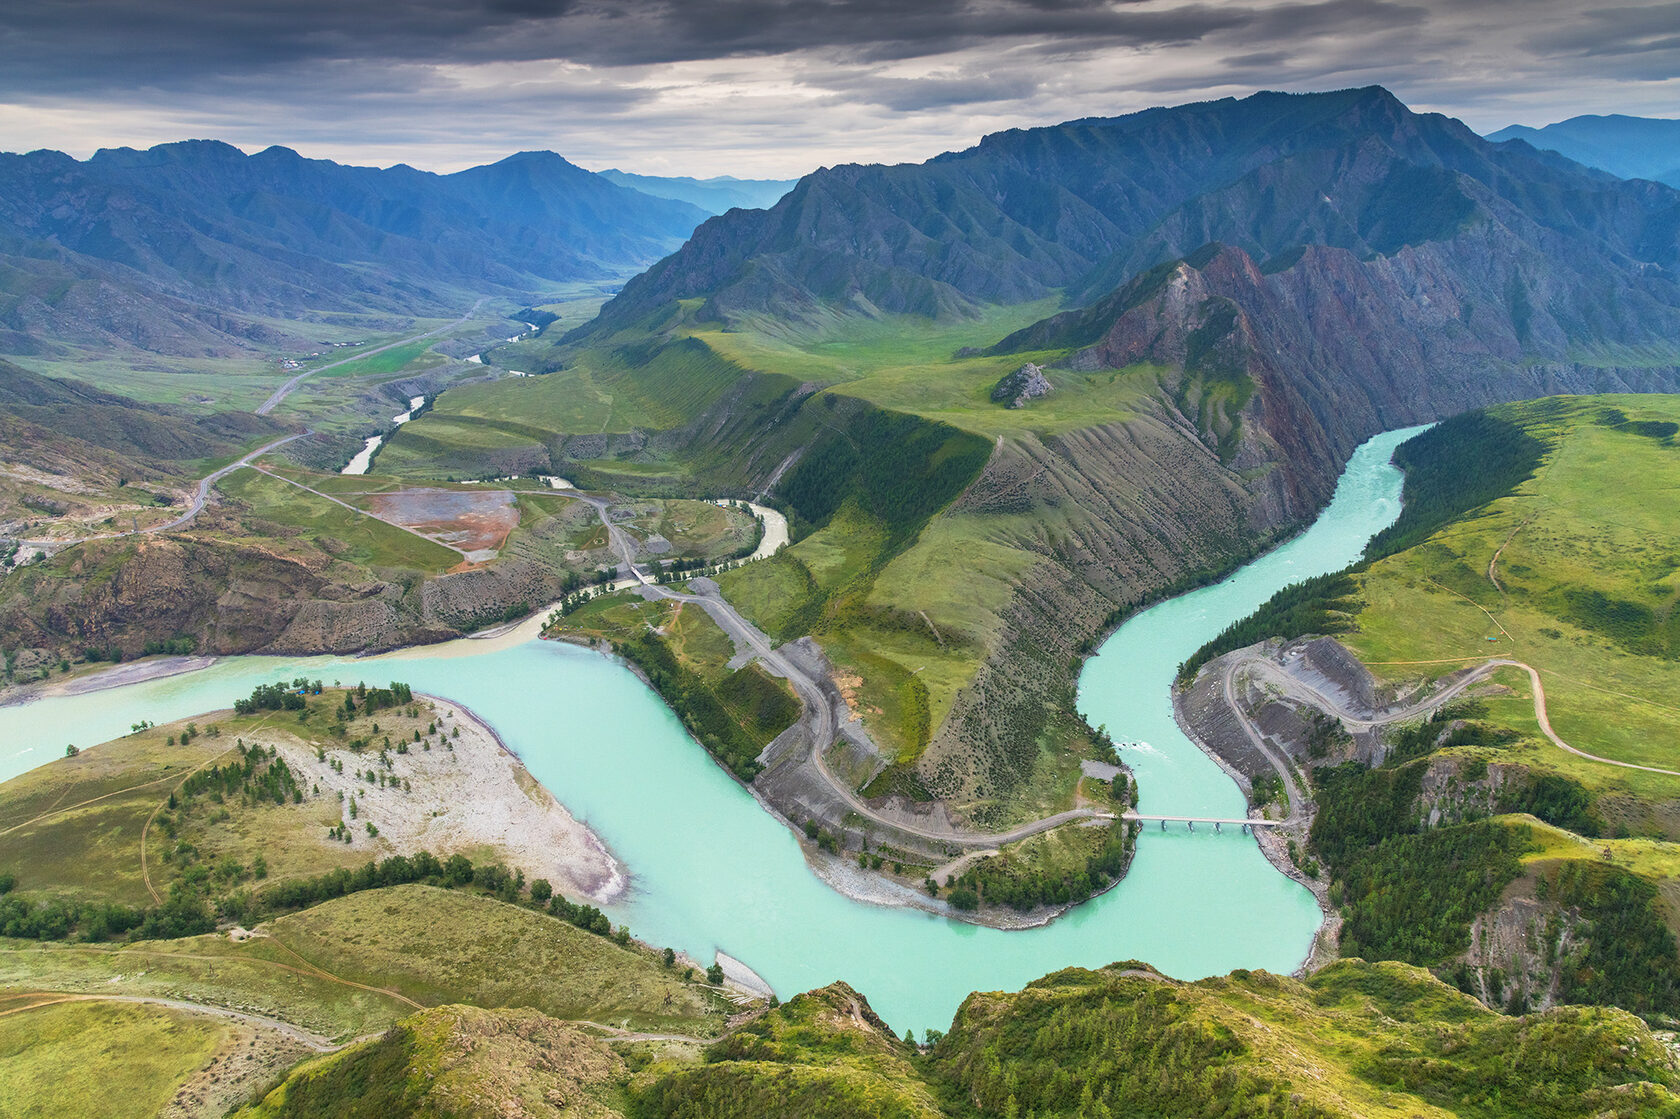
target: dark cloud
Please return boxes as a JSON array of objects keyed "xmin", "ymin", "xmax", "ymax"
[
  {"xmin": 0, "ymin": 0, "xmax": 1674, "ymax": 176},
  {"xmin": 0, "ymin": 0, "xmax": 1431, "ymax": 90}
]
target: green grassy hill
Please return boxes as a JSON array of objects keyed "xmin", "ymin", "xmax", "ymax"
[
  {"xmin": 236, "ymin": 1003, "xmax": 632, "ymax": 1119},
  {"xmin": 1348, "ymin": 396, "xmax": 1680, "ymax": 787},
  {"xmin": 0, "ymin": 881, "xmax": 731, "ymax": 1116}
]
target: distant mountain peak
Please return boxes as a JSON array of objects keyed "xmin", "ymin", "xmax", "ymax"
[
  {"xmin": 91, "ymin": 138, "xmax": 249, "ymax": 166},
  {"xmin": 1484, "ymin": 114, "xmax": 1680, "ymax": 187},
  {"xmin": 0, "ymin": 139, "xmax": 716, "ymax": 362},
  {"xmin": 582, "ymin": 85, "xmax": 1676, "ymax": 341}
]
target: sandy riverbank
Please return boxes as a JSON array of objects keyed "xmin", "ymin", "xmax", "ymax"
[
  {"xmin": 264, "ymin": 693, "xmax": 627, "ymax": 905},
  {"xmin": 0, "ymin": 655, "xmax": 219, "ymax": 708}
]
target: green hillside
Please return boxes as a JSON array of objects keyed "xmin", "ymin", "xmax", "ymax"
[
  {"xmin": 1192, "ymin": 393, "xmax": 1680, "ymax": 1020},
  {"xmin": 1348, "ymin": 396, "xmax": 1680, "ymax": 784},
  {"xmin": 214, "ymin": 960, "xmax": 1680, "ymax": 1119}
]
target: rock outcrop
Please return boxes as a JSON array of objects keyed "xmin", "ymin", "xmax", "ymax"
[{"xmin": 989, "ymin": 362, "xmax": 1051, "ymax": 408}]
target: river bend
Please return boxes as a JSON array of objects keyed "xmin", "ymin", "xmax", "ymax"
[{"xmin": 2, "ymin": 427, "xmax": 1421, "ymax": 1032}]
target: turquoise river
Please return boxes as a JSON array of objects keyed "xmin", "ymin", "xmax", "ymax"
[{"xmin": 1, "ymin": 426, "xmax": 1423, "ymax": 1034}]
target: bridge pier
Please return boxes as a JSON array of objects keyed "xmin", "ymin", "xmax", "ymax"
[
  {"xmin": 1187, "ymin": 820, "xmax": 1194, "ymax": 832},
  {"xmin": 1214, "ymin": 821, "xmax": 1221, "ymax": 833},
  {"xmin": 1160, "ymin": 819, "xmax": 1166, "ymax": 831}
]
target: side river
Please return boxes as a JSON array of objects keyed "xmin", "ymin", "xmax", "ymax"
[{"xmin": 0, "ymin": 426, "xmax": 1423, "ymax": 1034}]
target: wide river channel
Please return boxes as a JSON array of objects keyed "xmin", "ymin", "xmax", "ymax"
[{"xmin": 2, "ymin": 426, "xmax": 1422, "ymax": 1033}]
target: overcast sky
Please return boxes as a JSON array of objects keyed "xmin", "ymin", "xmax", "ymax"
[{"xmin": 0, "ymin": 0, "xmax": 1676, "ymax": 178}]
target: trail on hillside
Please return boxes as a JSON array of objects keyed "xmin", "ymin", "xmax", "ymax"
[{"xmin": 1224, "ymin": 651, "xmax": 1680, "ymax": 779}]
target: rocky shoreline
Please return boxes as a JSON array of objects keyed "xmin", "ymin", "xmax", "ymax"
[
  {"xmin": 548, "ymin": 629, "xmax": 1131, "ymax": 932},
  {"xmin": 1172, "ymin": 646, "xmax": 1339, "ymax": 976}
]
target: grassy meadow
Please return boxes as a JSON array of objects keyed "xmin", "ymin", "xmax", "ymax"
[
  {"xmin": 216, "ymin": 468, "xmax": 463, "ymax": 572},
  {"xmin": 271, "ymin": 885, "xmax": 726, "ymax": 1033},
  {"xmin": 1344, "ymin": 395, "xmax": 1680, "ymax": 790},
  {"xmin": 0, "ymin": 996, "xmax": 227, "ymax": 1119},
  {"xmin": 0, "ymin": 877, "xmax": 730, "ymax": 1117}
]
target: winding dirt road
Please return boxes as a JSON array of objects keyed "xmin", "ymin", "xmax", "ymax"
[
  {"xmin": 1221, "ymin": 658, "xmax": 1311, "ymax": 824},
  {"xmin": 15, "ymin": 432, "xmax": 306, "ymax": 550},
  {"xmin": 1226, "ymin": 650, "xmax": 1680, "ymax": 780},
  {"xmin": 0, "ymin": 991, "xmax": 341, "ymax": 1050}
]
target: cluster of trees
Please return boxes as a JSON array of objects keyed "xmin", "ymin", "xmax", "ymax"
[
  {"xmin": 72, "ymin": 635, "xmax": 195, "ymax": 663},
  {"xmin": 0, "ymin": 839, "xmax": 649, "ymax": 955},
  {"xmin": 1546, "ymin": 861, "xmax": 1680, "ymax": 1016},
  {"xmin": 177, "ymin": 741, "xmax": 300, "ymax": 807},
  {"xmin": 0, "ymin": 876, "xmax": 212, "ymax": 944},
  {"xmin": 1365, "ymin": 410, "xmax": 1547, "ymax": 562},
  {"xmin": 256, "ymin": 851, "xmax": 622, "ymax": 941},
  {"xmin": 1499, "ymin": 772, "xmax": 1602, "ymax": 836},
  {"xmin": 140, "ymin": 636, "xmax": 197, "ymax": 656},
  {"xmin": 1180, "ymin": 572, "xmax": 1358, "ymax": 681},
  {"xmin": 942, "ymin": 822, "xmax": 1137, "ymax": 913},
  {"xmin": 1309, "ymin": 716, "xmax": 1534, "ymax": 966},
  {"xmin": 234, "ymin": 678, "xmax": 321, "ymax": 713},
  {"xmin": 1334, "ymin": 821, "xmax": 1528, "ymax": 965},
  {"xmin": 1307, "ymin": 707, "xmax": 1680, "ymax": 1018},
  {"xmin": 614, "ymin": 632, "xmax": 794, "ymax": 780},
  {"xmin": 778, "ymin": 402, "xmax": 991, "ymax": 550},
  {"xmin": 344, "ymin": 681, "xmax": 414, "ymax": 717},
  {"xmin": 1559, "ymin": 588, "xmax": 1674, "ymax": 657},
  {"xmin": 1597, "ymin": 407, "xmax": 1678, "ymax": 442}
]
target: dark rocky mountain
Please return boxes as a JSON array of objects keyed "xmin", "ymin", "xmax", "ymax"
[
  {"xmin": 597, "ymin": 169, "xmax": 798, "ymax": 214},
  {"xmin": 0, "ymin": 142, "xmax": 707, "ymax": 358},
  {"xmin": 991, "ymin": 239, "xmax": 1680, "ymax": 514},
  {"xmin": 577, "ymin": 86, "xmax": 1680, "ymax": 341},
  {"xmin": 1488, "ymin": 115, "xmax": 1680, "ymax": 187}
]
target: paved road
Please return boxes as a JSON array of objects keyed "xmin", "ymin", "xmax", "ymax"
[
  {"xmin": 14, "ymin": 432, "xmax": 306, "ymax": 550},
  {"xmin": 582, "ymin": 495, "xmax": 1104, "ymax": 850},
  {"xmin": 253, "ymin": 299, "xmax": 486, "ymax": 416}
]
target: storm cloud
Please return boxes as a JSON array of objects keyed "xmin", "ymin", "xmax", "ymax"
[{"xmin": 0, "ymin": 0, "xmax": 1675, "ymax": 176}]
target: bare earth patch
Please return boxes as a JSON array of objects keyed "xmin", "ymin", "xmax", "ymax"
[{"xmin": 365, "ymin": 488, "xmax": 519, "ymax": 559}]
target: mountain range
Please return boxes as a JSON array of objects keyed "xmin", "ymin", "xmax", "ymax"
[
  {"xmin": 583, "ymin": 88, "xmax": 1680, "ymax": 343},
  {"xmin": 597, "ymin": 169, "xmax": 799, "ymax": 214},
  {"xmin": 544, "ymin": 85, "xmax": 1680, "ymax": 810},
  {"xmin": 0, "ymin": 142, "xmax": 707, "ymax": 360},
  {"xmin": 1488, "ymin": 114, "xmax": 1680, "ymax": 187}
]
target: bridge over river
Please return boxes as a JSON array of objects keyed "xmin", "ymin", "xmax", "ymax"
[{"xmin": 1119, "ymin": 812, "xmax": 1281, "ymax": 833}]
